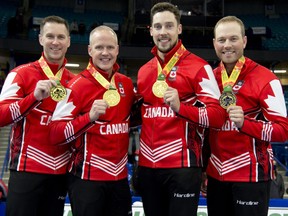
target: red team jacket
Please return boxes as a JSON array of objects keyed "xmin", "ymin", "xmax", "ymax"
[
  {"xmin": 0, "ymin": 54, "xmax": 75, "ymax": 174},
  {"xmin": 206, "ymin": 57, "xmax": 288, "ymax": 182},
  {"xmin": 137, "ymin": 41, "xmax": 226, "ymax": 168},
  {"xmin": 50, "ymin": 61, "xmax": 135, "ymax": 181}
]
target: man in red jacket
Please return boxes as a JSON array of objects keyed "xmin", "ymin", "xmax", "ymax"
[
  {"xmin": 50, "ymin": 25, "xmax": 135, "ymax": 216},
  {"xmin": 0, "ymin": 16, "xmax": 75, "ymax": 216},
  {"xmin": 205, "ymin": 15, "xmax": 288, "ymax": 216},
  {"xmin": 136, "ymin": 2, "xmax": 226, "ymax": 216}
]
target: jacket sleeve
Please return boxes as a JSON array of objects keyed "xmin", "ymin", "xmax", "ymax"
[
  {"xmin": 240, "ymin": 79, "xmax": 288, "ymax": 142},
  {"xmin": 0, "ymin": 72, "xmax": 41, "ymax": 127},
  {"xmin": 49, "ymin": 88, "xmax": 94, "ymax": 146},
  {"xmin": 177, "ymin": 64, "xmax": 226, "ymax": 129}
]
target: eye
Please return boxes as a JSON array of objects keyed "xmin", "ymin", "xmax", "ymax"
[
  {"xmin": 166, "ymin": 24, "xmax": 173, "ymax": 29},
  {"xmin": 46, "ymin": 34, "xmax": 54, "ymax": 39},
  {"xmin": 217, "ymin": 38, "xmax": 225, "ymax": 43},
  {"xmin": 95, "ymin": 46, "xmax": 104, "ymax": 51},
  {"xmin": 107, "ymin": 46, "xmax": 115, "ymax": 51},
  {"xmin": 154, "ymin": 24, "xmax": 161, "ymax": 30},
  {"xmin": 58, "ymin": 35, "xmax": 66, "ymax": 40}
]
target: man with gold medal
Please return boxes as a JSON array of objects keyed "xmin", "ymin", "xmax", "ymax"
[
  {"xmin": 50, "ymin": 26, "xmax": 136, "ymax": 216},
  {"xmin": 136, "ymin": 3, "xmax": 226, "ymax": 216},
  {"xmin": 204, "ymin": 16, "xmax": 288, "ymax": 216},
  {"xmin": 0, "ymin": 16, "xmax": 75, "ymax": 216}
]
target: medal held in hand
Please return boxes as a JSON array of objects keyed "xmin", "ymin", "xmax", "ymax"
[
  {"xmin": 219, "ymin": 85, "xmax": 236, "ymax": 109},
  {"xmin": 152, "ymin": 45, "xmax": 186, "ymax": 98},
  {"xmin": 103, "ymin": 86, "xmax": 120, "ymax": 107},
  {"xmin": 87, "ymin": 62, "xmax": 121, "ymax": 107},
  {"xmin": 38, "ymin": 56, "xmax": 67, "ymax": 102},
  {"xmin": 50, "ymin": 81, "xmax": 67, "ymax": 102},
  {"xmin": 152, "ymin": 81, "xmax": 168, "ymax": 98},
  {"xmin": 219, "ymin": 56, "xmax": 245, "ymax": 109},
  {"xmin": 152, "ymin": 74, "xmax": 168, "ymax": 98}
]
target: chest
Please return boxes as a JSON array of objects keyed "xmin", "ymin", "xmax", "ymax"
[{"xmin": 220, "ymin": 76, "xmax": 261, "ymax": 114}]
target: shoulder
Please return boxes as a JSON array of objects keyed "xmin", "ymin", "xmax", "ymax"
[
  {"xmin": 8, "ymin": 62, "xmax": 40, "ymax": 82},
  {"xmin": 184, "ymin": 51, "xmax": 207, "ymax": 62},
  {"xmin": 116, "ymin": 72, "xmax": 132, "ymax": 82},
  {"xmin": 64, "ymin": 68, "xmax": 76, "ymax": 78},
  {"xmin": 245, "ymin": 58, "xmax": 279, "ymax": 82},
  {"xmin": 138, "ymin": 58, "xmax": 156, "ymax": 72},
  {"xmin": 11, "ymin": 62, "xmax": 37, "ymax": 74},
  {"xmin": 181, "ymin": 51, "xmax": 210, "ymax": 69},
  {"xmin": 115, "ymin": 72, "xmax": 134, "ymax": 89},
  {"xmin": 68, "ymin": 71, "xmax": 89, "ymax": 89}
]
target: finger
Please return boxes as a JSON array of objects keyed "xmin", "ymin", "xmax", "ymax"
[{"xmin": 50, "ymin": 79, "xmax": 58, "ymax": 87}]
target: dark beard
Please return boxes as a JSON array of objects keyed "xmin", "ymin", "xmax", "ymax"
[{"xmin": 158, "ymin": 40, "xmax": 177, "ymax": 54}]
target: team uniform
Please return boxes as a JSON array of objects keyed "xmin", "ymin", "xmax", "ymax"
[
  {"xmin": 50, "ymin": 60, "xmax": 135, "ymax": 216},
  {"xmin": 206, "ymin": 57, "xmax": 288, "ymax": 216},
  {"xmin": 136, "ymin": 40, "xmax": 226, "ymax": 216},
  {"xmin": 0, "ymin": 54, "xmax": 75, "ymax": 216}
]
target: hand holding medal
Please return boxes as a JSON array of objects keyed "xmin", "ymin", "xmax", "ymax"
[
  {"xmin": 38, "ymin": 56, "xmax": 67, "ymax": 102},
  {"xmin": 227, "ymin": 105, "xmax": 245, "ymax": 128}
]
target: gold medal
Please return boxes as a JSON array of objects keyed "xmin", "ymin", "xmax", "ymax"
[
  {"xmin": 152, "ymin": 80, "xmax": 168, "ymax": 98},
  {"xmin": 219, "ymin": 56, "xmax": 245, "ymax": 109},
  {"xmin": 219, "ymin": 91, "xmax": 236, "ymax": 109},
  {"xmin": 103, "ymin": 89, "xmax": 120, "ymax": 107},
  {"xmin": 152, "ymin": 45, "xmax": 186, "ymax": 98},
  {"xmin": 50, "ymin": 84, "xmax": 67, "ymax": 102}
]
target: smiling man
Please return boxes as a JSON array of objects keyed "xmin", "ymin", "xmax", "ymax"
[
  {"xmin": 205, "ymin": 15, "xmax": 288, "ymax": 216},
  {"xmin": 136, "ymin": 2, "xmax": 226, "ymax": 216},
  {"xmin": 49, "ymin": 25, "xmax": 136, "ymax": 216},
  {"xmin": 0, "ymin": 15, "xmax": 75, "ymax": 216}
]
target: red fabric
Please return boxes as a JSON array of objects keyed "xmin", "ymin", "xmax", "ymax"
[
  {"xmin": 137, "ymin": 41, "xmax": 226, "ymax": 168},
  {"xmin": 0, "ymin": 55, "xmax": 75, "ymax": 174},
  {"xmin": 206, "ymin": 57, "xmax": 288, "ymax": 182},
  {"xmin": 50, "ymin": 62, "xmax": 136, "ymax": 181}
]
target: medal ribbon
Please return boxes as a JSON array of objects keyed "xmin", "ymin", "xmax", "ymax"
[
  {"xmin": 38, "ymin": 56, "xmax": 64, "ymax": 82},
  {"xmin": 220, "ymin": 56, "xmax": 245, "ymax": 92},
  {"xmin": 87, "ymin": 62, "xmax": 116, "ymax": 90},
  {"xmin": 157, "ymin": 44, "xmax": 186, "ymax": 80}
]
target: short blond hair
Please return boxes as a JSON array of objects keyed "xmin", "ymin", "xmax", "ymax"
[
  {"xmin": 89, "ymin": 25, "xmax": 118, "ymax": 44},
  {"xmin": 214, "ymin": 16, "xmax": 245, "ymax": 37}
]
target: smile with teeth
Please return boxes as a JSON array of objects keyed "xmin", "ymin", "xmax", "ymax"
[
  {"xmin": 159, "ymin": 38, "xmax": 169, "ymax": 42},
  {"xmin": 223, "ymin": 51, "xmax": 234, "ymax": 54}
]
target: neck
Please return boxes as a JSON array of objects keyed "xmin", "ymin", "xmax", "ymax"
[
  {"xmin": 108, "ymin": 71, "xmax": 113, "ymax": 79},
  {"xmin": 48, "ymin": 59, "xmax": 63, "ymax": 69},
  {"xmin": 44, "ymin": 54, "xmax": 62, "ymax": 65},
  {"xmin": 96, "ymin": 66, "xmax": 113, "ymax": 78},
  {"xmin": 158, "ymin": 50, "xmax": 166, "ymax": 62},
  {"xmin": 225, "ymin": 64, "xmax": 235, "ymax": 75}
]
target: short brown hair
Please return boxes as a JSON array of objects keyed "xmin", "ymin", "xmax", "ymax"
[
  {"xmin": 40, "ymin": 15, "xmax": 70, "ymax": 35},
  {"xmin": 150, "ymin": 2, "xmax": 181, "ymax": 25}
]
